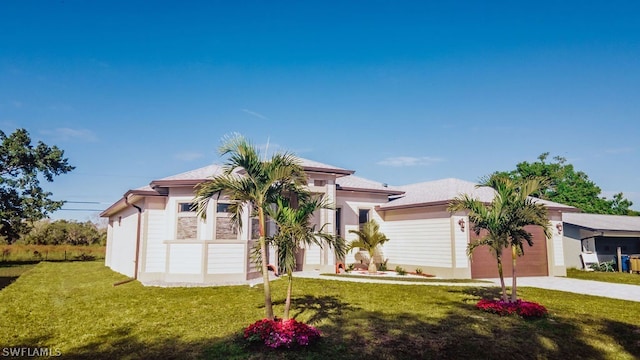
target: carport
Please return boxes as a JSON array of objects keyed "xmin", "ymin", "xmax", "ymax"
[{"xmin": 562, "ymin": 213, "xmax": 640, "ymax": 269}]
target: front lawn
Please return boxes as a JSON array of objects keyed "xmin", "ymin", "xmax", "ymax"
[
  {"xmin": 566, "ymin": 268, "xmax": 640, "ymax": 285},
  {"xmin": 1, "ymin": 262, "xmax": 639, "ymax": 359}
]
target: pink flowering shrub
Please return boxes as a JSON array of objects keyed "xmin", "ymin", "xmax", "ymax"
[
  {"xmin": 244, "ymin": 318, "xmax": 321, "ymax": 349},
  {"xmin": 476, "ymin": 299, "xmax": 548, "ymax": 319}
]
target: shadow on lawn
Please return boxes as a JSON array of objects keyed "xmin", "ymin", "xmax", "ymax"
[
  {"xmin": 63, "ymin": 292, "xmax": 616, "ymax": 360},
  {"xmin": 63, "ymin": 327, "xmax": 245, "ymax": 360}
]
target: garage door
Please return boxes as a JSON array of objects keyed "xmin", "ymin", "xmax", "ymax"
[{"xmin": 470, "ymin": 226, "xmax": 548, "ymax": 279}]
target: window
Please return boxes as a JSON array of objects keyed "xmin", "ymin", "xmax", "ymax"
[
  {"xmin": 335, "ymin": 208, "xmax": 342, "ymax": 236},
  {"xmin": 178, "ymin": 202, "xmax": 195, "ymax": 213},
  {"xmin": 215, "ymin": 201, "xmax": 238, "ymax": 239},
  {"xmin": 176, "ymin": 202, "xmax": 197, "ymax": 239},
  {"xmin": 314, "ymin": 179, "xmax": 326, "ymax": 186},
  {"xmin": 358, "ymin": 209, "xmax": 370, "ymax": 226},
  {"xmin": 216, "ymin": 202, "xmax": 231, "ymax": 213}
]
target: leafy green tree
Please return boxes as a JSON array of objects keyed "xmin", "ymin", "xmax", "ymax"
[
  {"xmin": 0, "ymin": 128, "xmax": 74, "ymax": 242},
  {"xmin": 194, "ymin": 134, "xmax": 307, "ymax": 320},
  {"xmin": 501, "ymin": 153, "xmax": 638, "ymax": 215},
  {"xmin": 21, "ymin": 219, "xmax": 106, "ymax": 246},
  {"xmin": 266, "ymin": 194, "xmax": 345, "ymax": 320},
  {"xmin": 347, "ymin": 219, "xmax": 389, "ymax": 274},
  {"xmin": 449, "ymin": 175, "xmax": 551, "ymax": 302}
]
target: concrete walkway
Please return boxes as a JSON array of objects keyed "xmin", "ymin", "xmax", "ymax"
[
  {"xmin": 483, "ymin": 276, "xmax": 640, "ymax": 302},
  {"xmin": 293, "ymin": 271, "xmax": 640, "ymax": 302}
]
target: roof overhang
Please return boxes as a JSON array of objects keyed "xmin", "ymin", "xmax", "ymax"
[
  {"xmin": 337, "ymin": 186, "xmax": 405, "ymax": 196},
  {"xmin": 304, "ymin": 166, "xmax": 355, "ymax": 177},
  {"xmin": 100, "ymin": 189, "xmax": 166, "ymax": 217}
]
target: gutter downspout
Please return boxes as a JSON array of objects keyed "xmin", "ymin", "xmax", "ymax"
[{"xmin": 113, "ymin": 197, "xmax": 143, "ymax": 286}]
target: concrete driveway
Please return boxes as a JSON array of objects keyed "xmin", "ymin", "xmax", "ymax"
[{"xmin": 484, "ymin": 277, "xmax": 640, "ymax": 302}]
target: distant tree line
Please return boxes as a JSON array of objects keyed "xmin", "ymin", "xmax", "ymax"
[{"xmin": 11, "ymin": 219, "xmax": 106, "ymax": 246}]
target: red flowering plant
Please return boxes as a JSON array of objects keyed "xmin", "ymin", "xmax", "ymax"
[
  {"xmin": 244, "ymin": 318, "xmax": 322, "ymax": 349},
  {"xmin": 476, "ymin": 299, "xmax": 548, "ymax": 319}
]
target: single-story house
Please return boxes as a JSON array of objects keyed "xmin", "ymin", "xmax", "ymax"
[
  {"xmin": 101, "ymin": 158, "xmax": 578, "ymax": 286},
  {"xmin": 562, "ymin": 212, "xmax": 640, "ymax": 269}
]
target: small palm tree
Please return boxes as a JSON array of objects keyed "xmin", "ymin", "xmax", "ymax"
[
  {"xmin": 449, "ymin": 174, "xmax": 550, "ymax": 302},
  {"xmin": 193, "ymin": 134, "xmax": 307, "ymax": 320},
  {"xmin": 347, "ymin": 219, "xmax": 389, "ymax": 274},
  {"xmin": 267, "ymin": 194, "xmax": 345, "ymax": 319}
]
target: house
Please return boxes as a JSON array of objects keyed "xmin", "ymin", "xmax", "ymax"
[
  {"xmin": 562, "ymin": 212, "xmax": 640, "ymax": 269},
  {"xmin": 101, "ymin": 158, "xmax": 577, "ymax": 286}
]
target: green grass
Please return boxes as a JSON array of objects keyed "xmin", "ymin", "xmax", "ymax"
[
  {"xmin": 0, "ymin": 263, "xmax": 37, "ymax": 290},
  {"xmin": 566, "ymin": 268, "xmax": 640, "ymax": 286},
  {"xmin": 321, "ymin": 273, "xmax": 492, "ymax": 283},
  {"xmin": 1, "ymin": 262, "xmax": 639, "ymax": 359}
]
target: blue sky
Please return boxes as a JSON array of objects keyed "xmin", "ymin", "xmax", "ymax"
[{"xmin": 1, "ymin": 1, "xmax": 639, "ymax": 221}]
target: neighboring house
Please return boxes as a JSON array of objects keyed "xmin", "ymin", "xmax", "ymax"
[
  {"xmin": 101, "ymin": 158, "xmax": 578, "ymax": 286},
  {"xmin": 562, "ymin": 212, "xmax": 640, "ymax": 269}
]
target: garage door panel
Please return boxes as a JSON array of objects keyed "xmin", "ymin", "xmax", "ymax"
[{"xmin": 470, "ymin": 226, "xmax": 548, "ymax": 279}]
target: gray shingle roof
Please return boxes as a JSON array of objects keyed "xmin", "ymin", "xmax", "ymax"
[
  {"xmin": 159, "ymin": 164, "xmax": 226, "ymax": 181},
  {"xmin": 378, "ymin": 178, "xmax": 576, "ymax": 210},
  {"xmin": 563, "ymin": 213, "xmax": 640, "ymax": 232},
  {"xmin": 336, "ymin": 175, "xmax": 404, "ymax": 194}
]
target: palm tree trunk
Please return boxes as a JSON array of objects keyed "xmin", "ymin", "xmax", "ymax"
[
  {"xmin": 258, "ymin": 207, "xmax": 274, "ymax": 320},
  {"xmin": 510, "ymin": 245, "xmax": 518, "ymax": 303},
  {"xmin": 283, "ymin": 270, "xmax": 293, "ymax": 320},
  {"xmin": 495, "ymin": 250, "xmax": 508, "ymax": 302},
  {"xmin": 368, "ymin": 254, "xmax": 377, "ymax": 274}
]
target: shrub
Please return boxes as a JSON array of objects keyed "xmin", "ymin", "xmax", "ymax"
[
  {"xmin": 244, "ymin": 318, "xmax": 321, "ymax": 349},
  {"xmin": 589, "ymin": 260, "xmax": 616, "ymax": 272},
  {"xmin": 346, "ymin": 263, "xmax": 355, "ymax": 272},
  {"xmin": 395, "ymin": 265, "xmax": 407, "ymax": 275},
  {"xmin": 415, "ymin": 268, "xmax": 423, "ymax": 275},
  {"xmin": 378, "ymin": 259, "xmax": 389, "ymax": 271},
  {"xmin": 476, "ymin": 299, "xmax": 547, "ymax": 319}
]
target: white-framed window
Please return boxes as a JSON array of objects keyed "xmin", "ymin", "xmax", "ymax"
[
  {"xmin": 176, "ymin": 201, "xmax": 198, "ymax": 240},
  {"xmin": 215, "ymin": 201, "xmax": 238, "ymax": 240}
]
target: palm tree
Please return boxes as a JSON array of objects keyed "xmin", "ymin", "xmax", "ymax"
[
  {"xmin": 347, "ymin": 219, "xmax": 389, "ymax": 274},
  {"xmin": 266, "ymin": 194, "xmax": 346, "ymax": 319},
  {"xmin": 448, "ymin": 174, "xmax": 550, "ymax": 302},
  {"xmin": 193, "ymin": 134, "xmax": 307, "ymax": 320},
  {"xmin": 494, "ymin": 176, "xmax": 551, "ymax": 302}
]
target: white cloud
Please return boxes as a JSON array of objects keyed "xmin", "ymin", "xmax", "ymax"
[
  {"xmin": 242, "ymin": 108, "xmax": 268, "ymax": 120},
  {"xmin": 173, "ymin": 151, "xmax": 204, "ymax": 162},
  {"xmin": 41, "ymin": 128, "xmax": 98, "ymax": 142},
  {"xmin": 377, "ymin": 156, "xmax": 445, "ymax": 167}
]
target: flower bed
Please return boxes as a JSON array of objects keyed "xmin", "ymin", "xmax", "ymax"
[
  {"xmin": 244, "ymin": 318, "xmax": 321, "ymax": 349},
  {"xmin": 476, "ymin": 299, "xmax": 548, "ymax": 319}
]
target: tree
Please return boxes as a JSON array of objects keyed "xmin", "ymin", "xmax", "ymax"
[
  {"xmin": 501, "ymin": 152, "xmax": 638, "ymax": 215},
  {"xmin": 266, "ymin": 194, "xmax": 345, "ymax": 319},
  {"xmin": 449, "ymin": 175, "xmax": 551, "ymax": 302},
  {"xmin": 347, "ymin": 219, "xmax": 389, "ymax": 274},
  {"xmin": 193, "ymin": 134, "xmax": 307, "ymax": 320},
  {"xmin": 0, "ymin": 128, "xmax": 74, "ymax": 242},
  {"xmin": 21, "ymin": 219, "xmax": 106, "ymax": 246}
]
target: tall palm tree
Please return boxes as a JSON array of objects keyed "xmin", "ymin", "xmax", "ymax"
[
  {"xmin": 193, "ymin": 134, "xmax": 307, "ymax": 320},
  {"xmin": 266, "ymin": 194, "xmax": 346, "ymax": 319},
  {"xmin": 347, "ymin": 219, "xmax": 389, "ymax": 274},
  {"xmin": 449, "ymin": 174, "xmax": 550, "ymax": 302},
  {"xmin": 494, "ymin": 176, "xmax": 551, "ymax": 302}
]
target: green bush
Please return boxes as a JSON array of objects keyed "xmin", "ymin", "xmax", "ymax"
[
  {"xmin": 378, "ymin": 259, "xmax": 389, "ymax": 271},
  {"xmin": 415, "ymin": 268, "xmax": 423, "ymax": 275},
  {"xmin": 395, "ymin": 265, "xmax": 407, "ymax": 275}
]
